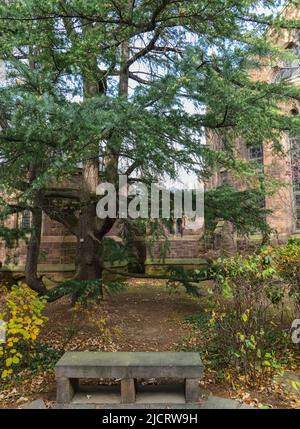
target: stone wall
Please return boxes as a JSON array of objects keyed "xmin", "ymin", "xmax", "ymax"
[{"xmin": 149, "ymin": 238, "xmax": 201, "ymax": 260}]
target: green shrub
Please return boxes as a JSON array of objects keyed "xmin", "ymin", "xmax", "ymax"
[
  {"xmin": 48, "ymin": 278, "xmax": 125, "ymax": 305},
  {"xmin": 184, "ymin": 253, "xmax": 297, "ymax": 386},
  {"xmin": 267, "ymin": 238, "xmax": 300, "ymax": 307},
  {"xmin": 22, "ymin": 341, "xmax": 64, "ymax": 373}
]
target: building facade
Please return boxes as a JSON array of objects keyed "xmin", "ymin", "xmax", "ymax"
[{"xmin": 207, "ymin": 3, "xmax": 300, "ymax": 245}]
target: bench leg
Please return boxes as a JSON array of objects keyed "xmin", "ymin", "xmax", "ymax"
[
  {"xmin": 121, "ymin": 379, "xmax": 136, "ymax": 404},
  {"xmin": 185, "ymin": 379, "xmax": 199, "ymax": 403},
  {"xmin": 57, "ymin": 377, "xmax": 78, "ymax": 403}
]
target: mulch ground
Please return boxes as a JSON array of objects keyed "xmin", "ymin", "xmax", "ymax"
[{"xmin": 0, "ymin": 279, "xmax": 299, "ymax": 409}]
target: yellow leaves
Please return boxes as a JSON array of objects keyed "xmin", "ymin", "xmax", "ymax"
[
  {"xmin": 238, "ymin": 333, "xmax": 245, "ymax": 342},
  {"xmin": 1, "ymin": 368, "xmax": 12, "ymax": 380},
  {"xmin": 12, "ymin": 356, "xmax": 20, "ymax": 364},
  {"xmin": 241, "ymin": 313, "xmax": 248, "ymax": 323},
  {"xmin": 290, "ymin": 380, "xmax": 300, "ymax": 391},
  {"xmin": 7, "ymin": 337, "xmax": 19, "ymax": 348},
  {"xmin": 5, "ymin": 356, "xmax": 19, "ymax": 366},
  {"xmin": 0, "ymin": 284, "xmax": 47, "ymax": 381},
  {"xmin": 208, "ymin": 311, "xmax": 217, "ymax": 327},
  {"xmin": 241, "ymin": 309, "xmax": 251, "ymax": 324},
  {"xmin": 5, "ymin": 358, "xmax": 13, "ymax": 367}
]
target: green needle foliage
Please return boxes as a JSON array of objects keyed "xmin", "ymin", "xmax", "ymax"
[{"xmin": 0, "ymin": 1, "xmax": 299, "ymax": 292}]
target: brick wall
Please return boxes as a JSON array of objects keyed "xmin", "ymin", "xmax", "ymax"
[
  {"xmin": 205, "ymin": 4, "xmax": 300, "ymax": 241},
  {"xmin": 39, "ymin": 241, "xmax": 76, "ymax": 265},
  {"xmin": 149, "ymin": 239, "xmax": 200, "ymax": 260},
  {"xmin": 0, "ymin": 213, "xmax": 77, "ymax": 268}
]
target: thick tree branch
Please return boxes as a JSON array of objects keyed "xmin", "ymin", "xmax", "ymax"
[{"xmin": 127, "ymin": 30, "xmax": 160, "ymax": 68}]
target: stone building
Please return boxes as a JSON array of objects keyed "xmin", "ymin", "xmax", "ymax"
[
  {"xmin": 207, "ymin": 3, "xmax": 300, "ymax": 247},
  {"xmin": 0, "ymin": 196, "xmax": 205, "ymax": 280}
]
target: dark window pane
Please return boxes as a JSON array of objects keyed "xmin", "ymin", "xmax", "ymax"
[
  {"xmin": 21, "ymin": 210, "xmax": 31, "ymax": 229},
  {"xmin": 249, "ymin": 145, "xmax": 263, "ymax": 162}
]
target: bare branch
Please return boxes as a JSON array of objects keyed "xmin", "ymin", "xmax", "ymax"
[{"xmin": 127, "ymin": 30, "xmax": 160, "ymax": 68}]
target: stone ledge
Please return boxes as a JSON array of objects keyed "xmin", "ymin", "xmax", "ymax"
[
  {"xmin": 144, "ymin": 258, "xmax": 207, "ymax": 266},
  {"xmin": 1, "ymin": 261, "xmax": 128, "ymax": 273},
  {"xmin": 0, "ymin": 263, "xmax": 75, "ymax": 273}
]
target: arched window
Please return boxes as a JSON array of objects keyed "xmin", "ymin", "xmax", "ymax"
[
  {"xmin": 275, "ymin": 40, "xmax": 300, "ymax": 83},
  {"xmin": 249, "ymin": 144, "xmax": 264, "ymax": 164},
  {"xmin": 248, "ymin": 144, "xmax": 264, "ymax": 174}
]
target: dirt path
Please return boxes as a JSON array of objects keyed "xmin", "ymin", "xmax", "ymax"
[
  {"xmin": 105, "ymin": 280, "xmax": 201, "ymax": 351},
  {"xmin": 42, "ymin": 279, "xmax": 202, "ymax": 353}
]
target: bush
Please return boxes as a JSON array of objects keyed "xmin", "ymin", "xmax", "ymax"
[
  {"xmin": 192, "ymin": 253, "xmax": 296, "ymax": 386},
  {"xmin": 268, "ymin": 238, "xmax": 300, "ymax": 307},
  {"xmin": 22, "ymin": 341, "xmax": 64, "ymax": 373},
  {"xmin": 48, "ymin": 278, "xmax": 125, "ymax": 305},
  {"xmin": 0, "ymin": 285, "xmax": 48, "ymax": 381}
]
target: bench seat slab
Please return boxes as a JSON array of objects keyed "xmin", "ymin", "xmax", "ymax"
[{"xmin": 56, "ymin": 352, "xmax": 203, "ymax": 380}]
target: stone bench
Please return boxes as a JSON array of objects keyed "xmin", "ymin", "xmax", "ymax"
[{"xmin": 55, "ymin": 352, "xmax": 203, "ymax": 404}]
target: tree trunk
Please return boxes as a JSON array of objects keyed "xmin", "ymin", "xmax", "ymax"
[
  {"xmin": 73, "ymin": 44, "xmax": 106, "ymax": 284},
  {"xmin": 74, "ymin": 204, "xmax": 103, "ymax": 281},
  {"xmin": 72, "ymin": 203, "xmax": 104, "ymax": 305},
  {"xmin": 25, "ymin": 163, "xmax": 47, "ymax": 295},
  {"xmin": 25, "ymin": 207, "xmax": 47, "ymax": 294},
  {"xmin": 72, "ymin": 32, "xmax": 130, "ymax": 286},
  {"xmin": 74, "ymin": 235, "xmax": 103, "ymax": 281},
  {"xmin": 75, "ymin": 78, "xmax": 102, "ymax": 283}
]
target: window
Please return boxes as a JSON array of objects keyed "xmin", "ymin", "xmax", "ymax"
[
  {"xmin": 99, "ymin": 155, "xmax": 105, "ymax": 172},
  {"xmin": 249, "ymin": 144, "xmax": 265, "ymax": 209},
  {"xmin": 290, "ymin": 137, "xmax": 300, "ymax": 230},
  {"xmin": 220, "ymin": 170, "xmax": 229, "ymax": 186},
  {"xmin": 275, "ymin": 40, "xmax": 300, "ymax": 83},
  {"xmin": 99, "ymin": 141, "xmax": 106, "ymax": 172},
  {"xmin": 167, "ymin": 218, "xmax": 184, "ymax": 236},
  {"xmin": 21, "ymin": 209, "xmax": 31, "ymax": 229},
  {"xmin": 175, "ymin": 218, "xmax": 183, "ymax": 236},
  {"xmin": 249, "ymin": 144, "xmax": 264, "ymax": 175},
  {"xmin": 249, "ymin": 145, "xmax": 264, "ymax": 165}
]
